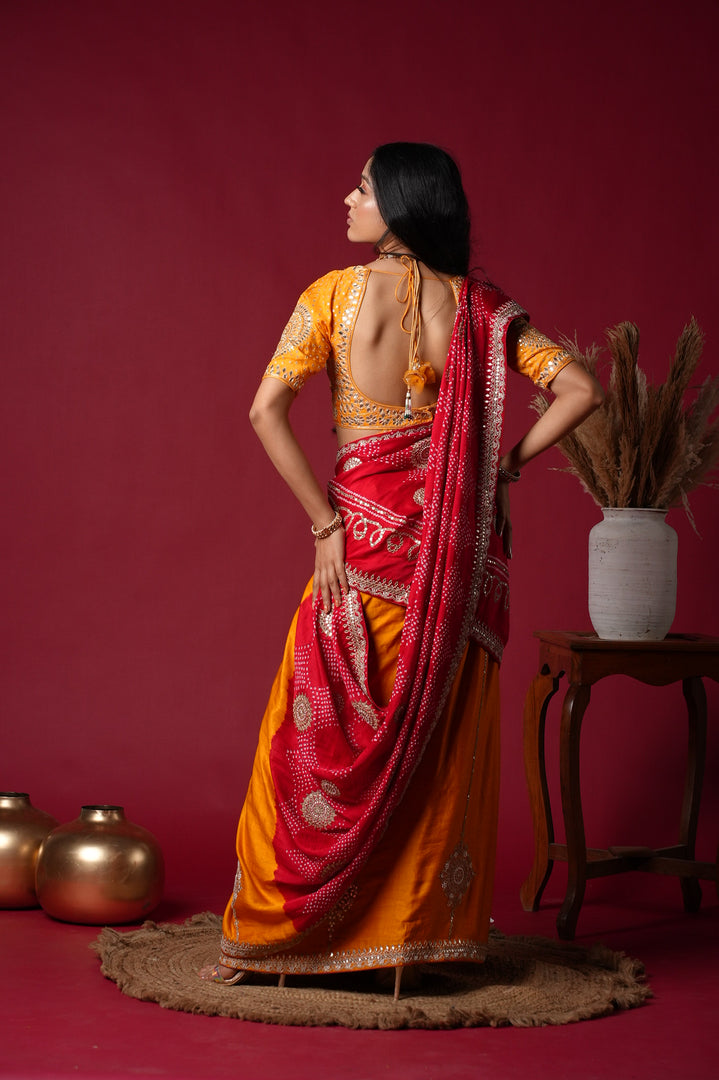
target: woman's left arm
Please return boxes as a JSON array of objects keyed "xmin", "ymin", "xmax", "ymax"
[
  {"xmin": 500, "ymin": 360, "xmax": 604, "ymax": 475},
  {"xmin": 495, "ymin": 361, "xmax": 604, "ymax": 556}
]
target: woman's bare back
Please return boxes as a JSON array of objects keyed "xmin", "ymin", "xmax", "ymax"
[{"xmin": 336, "ymin": 259, "xmax": 459, "ymax": 446}]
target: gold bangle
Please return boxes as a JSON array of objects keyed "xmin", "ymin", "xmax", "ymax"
[
  {"xmin": 498, "ymin": 465, "xmax": 520, "ymax": 483},
  {"xmin": 311, "ymin": 510, "xmax": 343, "ymax": 540}
]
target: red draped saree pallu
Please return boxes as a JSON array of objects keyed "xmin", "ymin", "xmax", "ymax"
[{"xmin": 220, "ymin": 280, "xmax": 525, "ymax": 972}]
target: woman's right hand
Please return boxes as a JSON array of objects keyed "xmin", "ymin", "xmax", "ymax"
[{"xmin": 313, "ymin": 526, "xmax": 349, "ymax": 612}]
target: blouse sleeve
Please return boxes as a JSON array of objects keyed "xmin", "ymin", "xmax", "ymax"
[
  {"xmin": 509, "ymin": 318, "xmax": 575, "ymax": 389},
  {"xmin": 263, "ymin": 272, "xmax": 338, "ymax": 392}
]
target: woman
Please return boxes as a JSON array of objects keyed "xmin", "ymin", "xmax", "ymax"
[{"xmin": 202, "ymin": 143, "xmax": 603, "ymax": 995}]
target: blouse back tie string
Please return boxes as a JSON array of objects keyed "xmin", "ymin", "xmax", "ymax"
[{"xmin": 378, "ymin": 252, "xmax": 437, "ymax": 420}]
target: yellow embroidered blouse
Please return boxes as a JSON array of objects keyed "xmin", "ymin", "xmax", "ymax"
[{"xmin": 263, "ymin": 266, "xmax": 573, "ymax": 429}]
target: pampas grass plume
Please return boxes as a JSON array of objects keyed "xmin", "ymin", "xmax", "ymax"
[{"xmin": 532, "ymin": 320, "xmax": 719, "ymax": 529}]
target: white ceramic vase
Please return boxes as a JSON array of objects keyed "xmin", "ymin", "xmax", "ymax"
[{"xmin": 588, "ymin": 508, "xmax": 678, "ymax": 640}]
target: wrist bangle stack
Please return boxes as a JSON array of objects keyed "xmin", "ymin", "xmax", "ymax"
[
  {"xmin": 498, "ymin": 465, "xmax": 521, "ymax": 484},
  {"xmin": 311, "ymin": 509, "xmax": 343, "ymax": 540}
]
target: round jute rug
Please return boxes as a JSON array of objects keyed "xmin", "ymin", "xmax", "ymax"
[{"xmin": 92, "ymin": 912, "xmax": 650, "ymax": 1029}]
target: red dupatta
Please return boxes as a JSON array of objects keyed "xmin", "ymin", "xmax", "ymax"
[{"xmin": 269, "ymin": 279, "xmax": 526, "ymax": 933}]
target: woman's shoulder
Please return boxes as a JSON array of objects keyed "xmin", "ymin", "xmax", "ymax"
[
  {"xmin": 301, "ymin": 265, "xmax": 367, "ymax": 293},
  {"xmin": 295, "ymin": 266, "xmax": 368, "ymax": 314}
]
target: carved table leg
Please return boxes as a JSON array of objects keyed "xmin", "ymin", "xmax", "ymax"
[
  {"xmin": 520, "ymin": 669, "xmax": 560, "ymax": 912},
  {"xmin": 557, "ymin": 681, "xmax": 592, "ymax": 940},
  {"xmin": 680, "ymin": 676, "xmax": 707, "ymax": 912}
]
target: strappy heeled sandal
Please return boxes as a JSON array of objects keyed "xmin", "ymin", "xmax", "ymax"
[
  {"xmin": 200, "ymin": 964, "xmax": 248, "ymax": 985},
  {"xmin": 201, "ymin": 964, "xmax": 288, "ymax": 988}
]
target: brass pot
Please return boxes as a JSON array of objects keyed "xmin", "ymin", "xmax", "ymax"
[
  {"xmin": 35, "ymin": 805, "xmax": 164, "ymax": 925},
  {"xmin": 0, "ymin": 792, "xmax": 59, "ymax": 908}
]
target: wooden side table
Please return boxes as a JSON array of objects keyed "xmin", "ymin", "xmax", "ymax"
[{"xmin": 520, "ymin": 631, "xmax": 719, "ymax": 939}]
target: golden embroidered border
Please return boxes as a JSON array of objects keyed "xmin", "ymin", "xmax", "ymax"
[
  {"xmin": 335, "ymin": 421, "xmax": 434, "ymax": 464},
  {"xmin": 469, "ymin": 622, "xmax": 505, "ymax": 659},
  {"xmin": 219, "ymin": 936, "xmax": 488, "ymax": 973},
  {"xmin": 345, "ymin": 565, "xmax": 410, "ymax": 605},
  {"xmin": 464, "ymin": 293, "xmax": 526, "ymax": 664}
]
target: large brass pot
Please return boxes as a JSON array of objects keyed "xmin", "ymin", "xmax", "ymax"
[
  {"xmin": 35, "ymin": 805, "xmax": 164, "ymax": 925},
  {"xmin": 0, "ymin": 792, "xmax": 59, "ymax": 908}
]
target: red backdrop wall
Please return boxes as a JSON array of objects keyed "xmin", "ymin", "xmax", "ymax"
[{"xmin": 2, "ymin": 0, "xmax": 717, "ymax": 911}]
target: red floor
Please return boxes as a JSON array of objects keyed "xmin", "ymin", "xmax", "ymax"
[{"xmin": 2, "ymin": 872, "xmax": 717, "ymax": 1080}]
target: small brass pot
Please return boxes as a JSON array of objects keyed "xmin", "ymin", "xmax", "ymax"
[
  {"xmin": 36, "ymin": 805, "xmax": 164, "ymax": 925},
  {"xmin": 0, "ymin": 792, "xmax": 59, "ymax": 908}
]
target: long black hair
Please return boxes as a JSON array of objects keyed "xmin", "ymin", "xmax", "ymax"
[{"xmin": 370, "ymin": 142, "xmax": 471, "ymax": 276}]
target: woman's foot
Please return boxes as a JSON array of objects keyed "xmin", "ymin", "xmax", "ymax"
[{"xmin": 198, "ymin": 962, "xmax": 247, "ymax": 985}]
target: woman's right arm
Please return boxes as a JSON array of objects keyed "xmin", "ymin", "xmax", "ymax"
[{"xmin": 249, "ymin": 377, "xmax": 349, "ymax": 612}]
